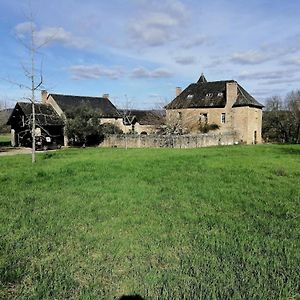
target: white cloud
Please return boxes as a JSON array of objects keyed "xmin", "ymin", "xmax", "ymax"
[
  {"xmin": 14, "ymin": 22, "xmax": 91, "ymax": 49},
  {"xmin": 181, "ymin": 35, "xmax": 211, "ymax": 49},
  {"xmin": 69, "ymin": 64, "xmax": 124, "ymax": 80},
  {"xmin": 261, "ymin": 78, "xmax": 300, "ymax": 85},
  {"xmin": 175, "ymin": 56, "xmax": 197, "ymax": 65},
  {"xmin": 238, "ymin": 70, "xmax": 293, "ymax": 81},
  {"xmin": 130, "ymin": 18, "xmax": 174, "ymax": 47},
  {"xmin": 128, "ymin": 0, "xmax": 189, "ymax": 47},
  {"xmin": 231, "ymin": 51, "xmax": 270, "ymax": 65},
  {"xmin": 284, "ymin": 56, "xmax": 300, "ymax": 65},
  {"xmin": 14, "ymin": 22, "xmax": 36, "ymax": 36},
  {"xmin": 131, "ymin": 67, "xmax": 172, "ymax": 78}
]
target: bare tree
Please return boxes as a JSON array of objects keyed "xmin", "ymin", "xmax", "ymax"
[
  {"xmin": 286, "ymin": 90, "xmax": 300, "ymax": 143},
  {"xmin": 115, "ymin": 95, "xmax": 135, "ymax": 149},
  {"xmin": 263, "ymin": 92, "xmax": 300, "ymax": 143},
  {"xmin": 3, "ymin": 5, "xmax": 52, "ymax": 162}
]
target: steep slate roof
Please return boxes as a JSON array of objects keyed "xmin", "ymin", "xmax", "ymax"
[
  {"xmin": 166, "ymin": 74, "xmax": 263, "ymax": 109},
  {"xmin": 120, "ymin": 109, "xmax": 165, "ymax": 125},
  {"xmin": 49, "ymin": 93, "xmax": 119, "ymax": 118},
  {"xmin": 7, "ymin": 102, "xmax": 64, "ymax": 126},
  {"xmin": 233, "ymin": 85, "xmax": 263, "ymax": 108},
  {"xmin": 130, "ymin": 110, "xmax": 165, "ymax": 125}
]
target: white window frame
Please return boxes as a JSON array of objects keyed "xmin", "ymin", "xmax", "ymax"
[{"xmin": 221, "ymin": 113, "xmax": 226, "ymax": 124}]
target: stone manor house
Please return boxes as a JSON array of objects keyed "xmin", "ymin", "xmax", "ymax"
[
  {"xmin": 7, "ymin": 72, "xmax": 263, "ymax": 147},
  {"xmin": 165, "ymin": 74, "xmax": 264, "ymax": 144}
]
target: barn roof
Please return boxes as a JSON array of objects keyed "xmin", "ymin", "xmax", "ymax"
[
  {"xmin": 165, "ymin": 75, "xmax": 263, "ymax": 109},
  {"xmin": 49, "ymin": 93, "xmax": 119, "ymax": 118},
  {"xmin": 7, "ymin": 102, "xmax": 64, "ymax": 126}
]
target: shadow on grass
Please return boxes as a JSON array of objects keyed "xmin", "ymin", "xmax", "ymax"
[
  {"xmin": 118, "ymin": 295, "xmax": 144, "ymax": 300},
  {"xmin": 276, "ymin": 145, "xmax": 300, "ymax": 156}
]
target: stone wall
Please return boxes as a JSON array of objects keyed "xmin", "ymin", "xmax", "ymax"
[
  {"xmin": 100, "ymin": 132, "xmax": 238, "ymax": 149},
  {"xmin": 166, "ymin": 105, "xmax": 263, "ymax": 144}
]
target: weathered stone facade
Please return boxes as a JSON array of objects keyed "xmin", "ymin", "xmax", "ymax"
[{"xmin": 165, "ymin": 75, "xmax": 264, "ymax": 144}]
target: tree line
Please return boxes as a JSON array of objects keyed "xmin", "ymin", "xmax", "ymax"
[{"xmin": 262, "ymin": 90, "xmax": 300, "ymax": 144}]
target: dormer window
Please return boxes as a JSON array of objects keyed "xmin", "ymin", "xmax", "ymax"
[
  {"xmin": 217, "ymin": 92, "xmax": 223, "ymax": 97},
  {"xmin": 187, "ymin": 94, "xmax": 194, "ymax": 99},
  {"xmin": 206, "ymin": 93, "xmax": 213, "ymax": 97}
]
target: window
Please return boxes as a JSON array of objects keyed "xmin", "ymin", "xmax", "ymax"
[
  {"xmin": 178, "ymin": 112, "xmax": 182, "ymax": 120},
  {"xmin": 217, "ymin": 92, "xmax": 223, "ymax": 97},
  {"xmin": 200, "ymin": 113, "xmax": 208, "ymax": 123},
  {"xmin": 206, "ymin": 93, "xmax": 213, "ymax": 97},
  {"xmin": 187, "ymin": 94, "xmax": 194, "ymax": 99},
  {"xmin": 221, "ymin": 113, "xmax": 226, "ymax": 124},
  {"xmin": 254, "ymin": 131, "xmax": 257, "ymax": 144}
]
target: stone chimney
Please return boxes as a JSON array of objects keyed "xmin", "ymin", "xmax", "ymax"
[
  {"xmin": 176, "ymin": 87, "xmax": 182, "ymax": 97},
  {"xmin": 41, "ymin": 90, "xmax": 48, "ymax": 104},
  {"xmin": 226, "ymin": 81, "xmax": 237, "ymax": 108},
  {"xmin": 102, "ymin": 93, "xmax": 109, "ymax": 99}
]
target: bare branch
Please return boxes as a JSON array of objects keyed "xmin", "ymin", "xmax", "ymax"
[
  {"xmin": 34, "ymin": 77, "xmax": 43, "ymax": 90},
  {"xmin": 0, "ymin": 77, "xmax": 31, "ymax": 90}
]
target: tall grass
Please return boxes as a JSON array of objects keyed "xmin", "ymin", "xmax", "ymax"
[{"xmin": 0, "ymin": 145, "xmax": 299, "ymax": 299}]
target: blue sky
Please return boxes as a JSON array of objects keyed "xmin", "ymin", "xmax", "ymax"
[{"xmin": 1, "ymin": 0, "xmax": 300, "ymax": 109}]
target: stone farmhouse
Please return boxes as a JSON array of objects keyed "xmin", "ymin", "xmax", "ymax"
[
  {"xmin": 42, "ymin": 91, "xmax": 164, "ymax": 138},
  {"xmin": 165, "ymin": 74, "xmax": 264, "ymax": 144},
  {"xmin": 7, "ymin": 91, "xmax": 164, "ymax": 147}
]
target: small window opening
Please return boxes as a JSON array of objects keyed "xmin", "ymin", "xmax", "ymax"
[
  {"xmin": 254, "ymin": 131, "xmax": 257, "ymax": 144},
  {"xmin": 187, "ymin": 94, "xmax": 194, "ymax": 99},
  {"xmin": 200, "ymin": 113, "xmax": 208, "ymax": 123},
  {"xmin": 221, "ymin": 113, "xmax": 226, "ymax": 124}
]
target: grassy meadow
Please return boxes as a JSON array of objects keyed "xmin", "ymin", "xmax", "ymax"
[
  {"xmin": 0, "ymin": 145, "xmax": 299, "ymax": 299},
  {"xmin": 0, "ymin": 134, "xmax": 11, "ymax": 147}
]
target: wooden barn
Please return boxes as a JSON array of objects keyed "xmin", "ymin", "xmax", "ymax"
[{"xmin": 7, "ymin": 102, "xmax": 64, "ymax": 148}]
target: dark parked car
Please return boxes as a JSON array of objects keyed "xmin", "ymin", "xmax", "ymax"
[{"xmin": 35, "ymin": 135, "xmax": 63, "ymax": 151}]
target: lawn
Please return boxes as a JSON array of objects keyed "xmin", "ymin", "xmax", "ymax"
[
  {"xmin": 0, "ymin": 134, "xmax": 10, "ymax": 147},
  {"xmin": 0, "ymin": 145, "xmax": 299, "ymax": 299}
]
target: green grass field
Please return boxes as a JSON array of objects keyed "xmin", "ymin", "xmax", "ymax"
[
  {"xmin": 0, "ymin": 145, "xmax": 299, "ymax": 299},
  {"xmin": 0, "ymin": 134, "xmax": 10, "ymax": 147}
]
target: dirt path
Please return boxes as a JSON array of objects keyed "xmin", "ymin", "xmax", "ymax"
[{"xmin": 0, "ymin": 147, "xmax": 32, "ymax": 156}]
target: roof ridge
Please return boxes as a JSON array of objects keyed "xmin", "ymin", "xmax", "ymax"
[
  {"xmin": 50, "ymin": 93, "xmax": 107, "ymax": 99},
  {"xmin": 201, "ymin": 80, "xmax": 235, "ymax": 84},
  {"xmin": 237, "ymin": 84, "xmax": 247, "ymax": 100}
]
